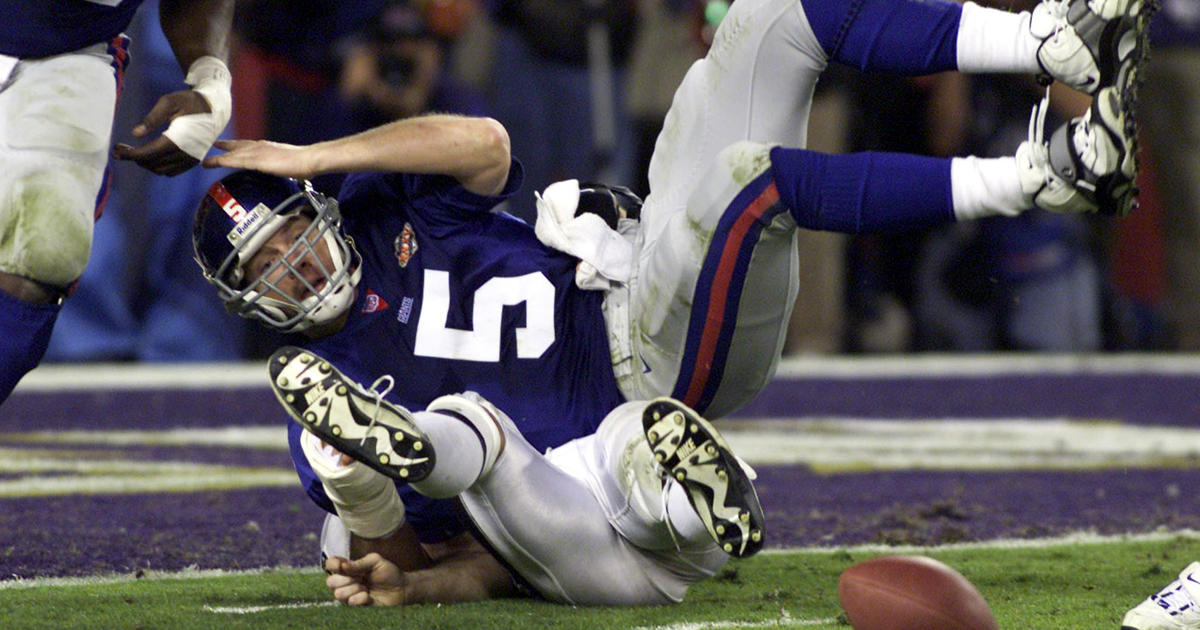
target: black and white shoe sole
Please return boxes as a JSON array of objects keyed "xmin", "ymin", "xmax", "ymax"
[
  {"xmin": 268, "ymin": 346, "xmax": 434, "ymax": 482},
  {"xmin": 642, "ymin": 397, "xmax": 764, "ymax": 558},
  {"xmin": 1102, "ymin": 0, "xmax": 1158, "ymax": 216}
]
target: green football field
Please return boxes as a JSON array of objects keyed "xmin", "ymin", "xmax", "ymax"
[{"xmin": 4, "ymin": 534, "xmax": 1197, "ymax": 629}]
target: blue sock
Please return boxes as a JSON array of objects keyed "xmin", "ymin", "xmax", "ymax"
[
  {"xmin": 769, "ymin": 146, "xmax": 955, "ymax": 233},
  {"xmin": 803, "ymin": 0, "xmax": 962, "ymax": 74},
  {"xmin": 0, "ymin": 290, "xmax": 61, "ymax": 404}
]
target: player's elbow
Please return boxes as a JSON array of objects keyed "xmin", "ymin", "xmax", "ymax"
[
  {"xmin": 474, "ymin": 117, "xmax": 511, "ymax": 169},
  {"xmin": 463, "ymin": 117, "xmax": 512, "ymax": 196}
]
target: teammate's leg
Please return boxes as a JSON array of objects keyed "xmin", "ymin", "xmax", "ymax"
[
  {"xmin": 805, "ymin": 0, "xmax": 1152, "ymax": 94},
  {"xmin": 0, "ymin": 41, "xmax": 127, "ymax": 403}
]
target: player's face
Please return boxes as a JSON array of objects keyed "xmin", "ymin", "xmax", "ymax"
[{"xmin": 242, "ymin": 215, "xmax": 336, "ymax": 303}]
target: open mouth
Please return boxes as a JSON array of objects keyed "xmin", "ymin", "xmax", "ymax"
[{"xmin": 299, "ymin": 276, "xmax": 328, "ymax": 301}]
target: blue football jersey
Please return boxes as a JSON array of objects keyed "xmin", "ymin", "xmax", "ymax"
[
  {"xmin": 287, "ymin": 164, "xmax": 627, "ymax": 540},
  {"xmin": 1, "ymin": 0, "xmax": 145, "ymax": 58}
]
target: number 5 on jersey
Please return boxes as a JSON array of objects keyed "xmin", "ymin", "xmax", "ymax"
[{"xmin": 414, "ymin": 270, "xmax": 555, "ymax": 362}]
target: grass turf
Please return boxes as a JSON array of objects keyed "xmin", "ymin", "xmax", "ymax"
[{"xmin": 2, "ymin": 534, "xmax": 1198, "ymax": 629}]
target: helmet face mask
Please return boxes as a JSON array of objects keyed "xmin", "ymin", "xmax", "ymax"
[{"xmin": 194, "ymin": 172, "xmax": 362, "ymax": 333}]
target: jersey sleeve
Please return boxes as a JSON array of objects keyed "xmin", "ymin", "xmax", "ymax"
[{"xmin": 338, "ymin": 159, "xmax": 526, "ymax": 227}]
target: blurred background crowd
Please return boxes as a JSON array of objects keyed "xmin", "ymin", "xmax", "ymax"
[{"xmin": 43, "ymin": 0, "xmax": 1200, "ymax": 364}]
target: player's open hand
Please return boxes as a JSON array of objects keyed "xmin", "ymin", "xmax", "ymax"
[
  {"xmin": 202, "ymin": 139, "xmax": 318, "ymax": 179},
  {"xmin": 325, "ymin": 553, "xmax": 407, "ymax": 606},
  {"xmin": 112, "ymin": 89, "xmax": 211, "ymax": 176}
]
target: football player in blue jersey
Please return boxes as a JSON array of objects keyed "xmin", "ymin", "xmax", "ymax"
[
  {"xmin": 0, "ymin": 0, "xmax": 234, "ymax": 404},
  {"xmin": 192, "ymin": 0, "xmax": 1153, "ymax": 604}
]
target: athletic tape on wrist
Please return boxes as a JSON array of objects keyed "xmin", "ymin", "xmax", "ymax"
[
  {"xmin": 163, "ymin": 56, "xmax": 232, "ymax": 160},
  {"xmin": 301, "ymin": 430, "xmax": 406, "ymax": 539}
]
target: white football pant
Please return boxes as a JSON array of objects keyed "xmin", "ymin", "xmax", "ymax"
[
  {"xmin": 0, "ymin": 42, "xmax": 119, "ymax": 288},
  {"xmin": 322, "ymin": 400, "xmax": 729, "ymax": 605}
]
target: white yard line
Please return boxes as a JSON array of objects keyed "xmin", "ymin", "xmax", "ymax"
[
  {"xmin": 202, "ymin": 601, "xmax": 339, "ymax": 614},
  {"xmin": 721, "ymin": 417, "xmax": 1200, "ymax": 470},
  {"xmin": 14, "ymin": 354, "xmax": 1200, "ymax": 393},
  {"xmin": 633, "ymin": 614, "xmax": 841, "ymax": 630},
  {"xmin": 1, "ymin": 426, "xmax": 288, "ymax": 449}
]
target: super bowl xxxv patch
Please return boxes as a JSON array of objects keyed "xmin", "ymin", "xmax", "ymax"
[{"xmin": 394, "ymin": 223, "xmax": 418, "ymax": 268}]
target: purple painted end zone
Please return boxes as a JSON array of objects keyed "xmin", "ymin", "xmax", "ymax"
[
  {"xmin": 0, "ymin": 489, "xmax": 326, "ymax": 579},
  {"xmin": 3, "ymin": 388, "xmax": 283, "ymax": 430},
  {"xmin": 734, "ymin": 373, "xmax": 1200, "ymax": 426}
]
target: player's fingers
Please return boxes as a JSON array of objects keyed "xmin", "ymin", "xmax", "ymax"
[
  {"xmin": 330, "ymin": 581, "xmax": 369, "ymax": 605},
  {"xmin": 200, "ymin": 140, "xmax": 255, "ymax": 169},
  {"xmin": 131, "ymin": 97, "xmax": 180, "ymax": 137},
  {"xmin": 347, "ymin": 590, "xmax": 374, "ymax": 607},
  {"xmin": 323, "ymin": 555, "xmax": 346, "ymax": 575},
  {"xmin": 113, "ymin": 137, "xmax": 199, "ymax": 175},
  {"xmin": 325, "ymin": 572, "xmax": 357, "ymax": 590},
  {"xmin": 347, "ymin": 553, "xmax": 383, "ymax": 576}
]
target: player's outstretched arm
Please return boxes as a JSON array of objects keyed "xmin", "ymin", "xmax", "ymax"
[
  {"xmin": 202, "ymin": 114, "xmax": 512, "ymax": 197},
  {"xmin": 324, "ymin": 535, "xmax": 520, "ymax": 605},
  {"xmin": 113, "ymin": 0, "xmax": 234, "ymax": 176}
]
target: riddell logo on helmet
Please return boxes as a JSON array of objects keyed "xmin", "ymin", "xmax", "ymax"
[{"xmin": 227, "ymin": 204, "xmax": 272, "ymax": 246}]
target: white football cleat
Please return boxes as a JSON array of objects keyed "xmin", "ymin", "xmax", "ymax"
[
  {"xmin": 642, "ymin": 397, "xmax": 765, "ymax": 558},
  {"xmin": 1031, "ymin": 0, "xmax": 1157, "ymax": 95},
  {"xmin": 1018, "ymin": 85, "xmax": 1138, "ymax": 216},
  {"xmin": 1122, "ymin": 562, "xmax": 1200, "ymax": 630},
  {"xmin": 269, "ymin": 345, "xmax": 434, "ymax": 482}
]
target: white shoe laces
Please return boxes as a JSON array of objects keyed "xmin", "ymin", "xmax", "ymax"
[
  {"xmin": 359, "ymin": 374, "xmax": 396, "ymax": 446},
  {"xmin": 1048, "ymin": 0, "xmax": 1071, "ymax": 40},
  {"xmin": 1025, "ymin": 86, "xmax": 1054, "ymax": 184}
]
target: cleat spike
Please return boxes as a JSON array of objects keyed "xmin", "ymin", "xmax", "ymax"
[
  {"xmin": 641, "ymin": 397, "xmax": 764, "ymax": 559},
  {"xmin": 267, "ymin": 346, "xmax": 435, "ymax": 483}
]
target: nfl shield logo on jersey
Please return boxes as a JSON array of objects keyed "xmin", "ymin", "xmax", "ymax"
[
  {"xmin": 394, "ymin": 223, "xmax": 418, "ymax": 268},
  {"xmin": 362, "ymin": 289, "xmax": 389, "ymax": 314}
]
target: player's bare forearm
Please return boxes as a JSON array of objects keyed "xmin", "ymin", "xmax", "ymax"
[
  {"xmin": 205, "ymin": 114, "xmax": 511, "ymax": 196},
  {"xmin": 159, "ymin": 0, "xmax": 233, "ymax": 69},
  {"xmin": 350, "ymin": 525, "xmax": 432, "ymax": 572},
  {"xmin": 325, "ymin": 534, "xmax": 521, "ymax": 606},
  {"xmin": 311, "ymin": 114, "xmax": 510, "ymax": 196},
  {"xmin": 401, "ymin": 542, "xmax": 522, "ymax": 604}
]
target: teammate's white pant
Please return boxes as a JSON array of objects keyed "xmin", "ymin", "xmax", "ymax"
[
  {"xmin": 0, "ymin": 41, "xmax": 120, "ymax": 288},
  {"xmin": 610, "ymin": 0, "xmax": 1037, "ymax": 416},
  {"xmin": 322, "ymin": 400, "xmax": 728, "ymax": 606},
  {"xmin": 610, "ymin": 0, "xmax": 824, "ymax": 417}
]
